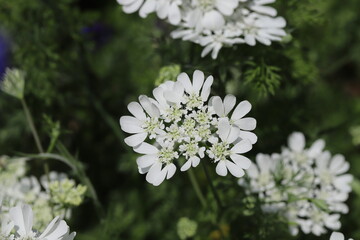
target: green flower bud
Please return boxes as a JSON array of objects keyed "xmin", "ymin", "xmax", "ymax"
[
  {"xmin": 155, "ymin": 64, "xmax": 181, "ymax": 86},
  {"xmin": 1, "ymin": 68, "xmax": 26, "ymax": 99},
  {"xmin": 177, "ymin": 217, "xmax": 197, "ymax": 240}
]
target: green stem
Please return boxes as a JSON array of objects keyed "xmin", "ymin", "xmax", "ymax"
[
  {"xmin": 201, "ymin": 161, "xmax": 224, "ymax": 210},
  {"xmin": 187, "ymin": 169, "xmax": 207, "ymax": 208},
  {"xmin": 21, "ymin": 98, "xmax": 54, "ymax": 216},
  {"xmin": 21, "ymin": 99, "xmax": 44, "ymax": 153}
]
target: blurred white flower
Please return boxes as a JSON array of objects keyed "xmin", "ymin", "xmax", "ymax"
[
  {"xmin": 240, "ymin": 132, "xmax": 353, "ymax": 236},
  {"xmin": 6, "ymin": 204, "xmax": 76, "ymax": 240},
  {"xmin": 120, "ymin": 70, "xmax": 257, "ymax": 185},
  {"xmin": 117, "ymin": 0, "xmax": 287, "ymax": 59}
]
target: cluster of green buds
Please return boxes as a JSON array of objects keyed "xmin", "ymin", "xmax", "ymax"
[
  {"xmin": 155, "ymin": 64, "xmax": 181, "ymax": 86},
  {"xmin": 48, "ymin": 179, "xmax": 87, "ymax": 207},
  {"xmin": 177, "ymin": 217, "xmax": 198, "ymax": 240}
]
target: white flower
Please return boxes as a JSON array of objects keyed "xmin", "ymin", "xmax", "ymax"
[
  {"xmin": 315, "ymin": 152, "xmax": 353, "ymax": 192},
  {"xmin": 9, "ymin": 204, "xmax": 75, "ymax": 240},
  {"xmin": 120, "ymin": 70, "xmax": 257, "ymax": 185},
  {"xmin": 120, "ymin": 95, "xmax": 164, "ymax": 147},
  {"xmin": 134, "ymin": 142, "xmax": 178, "ymax": 186},
  {"xmin": 211, "ymin": 95, "xmax": 257, "ymax": 144},
  {"xmin": 118, "ymin": 0, "xmax": 287, "ymax": 59},
  {"xmin": 240, "ymin": 132, "xmax": 353, "ymax": 236},
  {"xmin": 330, "ymin": 232, "xmax": 354, "ymax": 240},
  {"xmin": 207, "ymin": 119, "xmax": 252, "ymax": 177}
]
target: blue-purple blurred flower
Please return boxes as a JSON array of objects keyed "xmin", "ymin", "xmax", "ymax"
[
  {"xmin": 0, "ymin": 31, "xmax": 10, "ymax": 80},
  {"xmin": 81, "ymin": 22, "xmax": 113, "ymax": 50}
]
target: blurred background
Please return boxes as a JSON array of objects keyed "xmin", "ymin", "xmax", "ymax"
[{"xmin": 0, "ymin": 0, "xmax": 360, "ymax": 239}]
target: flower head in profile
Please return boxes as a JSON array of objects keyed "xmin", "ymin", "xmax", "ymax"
[
  {"xmin": 240, "ymin": 132, "xmax": 353, "ymax": 236},
  {"xmin": 2, "ymin": 204, "xmax": 76, "ymax": 240},
  {"xmin": 117, "ymin": 0, "xmax": 287, "ymax": 59},
  {"xmin": 120, "ymin": 70, "xmax": 257, "ymax": 185}
]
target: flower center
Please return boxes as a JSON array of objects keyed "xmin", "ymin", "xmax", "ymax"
[
  {"xmin": 180, "ymin": 141, "xmax": 199, "ymax": 158},
  {"xmin": 209, "ymin": 142, "xmax": 230, "ymax": 162},
  {"xmin": 143, "ymin": 117, "xmax": 163, "ymax": 138},
  {"xmin": 166, "ymin": 105, "xmax": 184, "ymax": 122},
  {"xmin": 158, "ymin": 146, "xmax": 179, "ymax": 164},
  {"xmin": 196, "ymin": 0, "xmax": 215, "ymax": 12},
  {"xmin": 185, "ymin": 93, "xmax": 203, "ymax": 109}
]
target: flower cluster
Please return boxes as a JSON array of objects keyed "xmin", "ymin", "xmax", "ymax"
[
  {"xmin": 0, "ymin": 156, "xmax": 86, "ymax": 230},
  {"xmin": 0, "ymin": 204, "xmax": 76, "ymax": 240},
  {"xmin": 120, "ymin": 70, "xmax": 257, "ymax": 186},
  {"xmin": 117, "ymin": 0, "xmax": 287, "ymax": 59},
  {"xmin": 239, "ymin": 132, "xmax": 353, "ymax": 236}
]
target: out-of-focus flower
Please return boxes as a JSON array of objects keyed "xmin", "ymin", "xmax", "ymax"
[
  {"xmin": 240, "ymin": 132, "xmax": 353, "ymax": 236},
  {"xmin": 120, "ymin": 70, "xmax": 257, "ymax": 185},
  {"xmin": 5, "ymin": 204, "xmax": 76, "ymax": 240},
  {"xmin": 117, "ymin": 0, "xmax": 287, "ymax": 59},
  {"xmin": 177, "ymin": 217, "xmax": 197, "ymax": 240}
]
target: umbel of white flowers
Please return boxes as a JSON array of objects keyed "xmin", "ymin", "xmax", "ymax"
[
  {"xmin": 240, "ymin": 132, "xmax": 353, "ymax": 237},
  {"xmin": 0, "ymin": 204, "xmax": 76, "ymax": 240},
  {"xmin": 0, "ymin": 156, "xmax": 86, "ymax": 230},
  {"xmin": 116, "ymin": 0, "xmax": 287, "ymax": 59},
  {"xmin": 120, "ymin": 70, "xmax": 257, "ymax": 186}
]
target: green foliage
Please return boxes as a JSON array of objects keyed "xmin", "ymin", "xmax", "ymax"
[{"xmin": 243, "ymin": 60, "xmax": 282, "ymax": 97}]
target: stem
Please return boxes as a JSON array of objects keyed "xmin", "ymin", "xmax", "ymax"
[
  {"xmin": 201, "ymin": 161, "xmax": 223, "ymax": 210},
  {"xmin": 187, "ymin": 169, "xmax": 207, "ymax": 208},
  {"xmin": 21, "ymin": 98, "xmax": 54, "ymax": 216},
  {"xmin": 21, "ymin": 99, "xmax": 44, "ymax": 153}
]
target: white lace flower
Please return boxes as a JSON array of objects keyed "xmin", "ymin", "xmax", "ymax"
[
  {"xmin": 8, "ymin": 204, "xmax": 75, "ymax": 240},
  {"xmin": 211, "ymin": 95, "xmax": 257, "ymax": 144},
  {"xmin": 120, "ymin": 95, "xmax": 164, "ymax": 147},
  {"xmin": 117, "ymin": 0, "xmax": 287, "ymax": 59},
  {"xmin": 240, "ymin": 132, "xmax": 353, "ymax": 236},
  {"xmin": 120, "ymin": 70, "xmax": 257, "ymax": 185},
  {"xmin": 207, "ymin": 119, "xmax": 252, "ymax": 177}
]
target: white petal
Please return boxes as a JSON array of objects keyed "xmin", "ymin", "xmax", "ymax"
[
  {"xmin": 180, "ymin": 160, "xmax": 192, "ymax": 171},
  {"xmin": 139, "ymin": 95, "xmax": 160, "ymax": 118},
  {"xmin": 168, "ymin": 3, "xmax": 181, "ymax": 25},
  {"xmin": 230, "ymin": 154, "xmax": 252, "ymax": 169},
  {"xmin": 223, "ymin": 95, "xmax": 236, "ymax": 115},
  {"xmin": 231, "ymin": 140, "xmax": 252, "ymax": 154},
  {"xmin": 136, "ymin": 155, "xmax": 157, "ymax": 168},
  {"xmin": 216, "ymin": 161, "xmax": 228, "ymax": 176},
  {"xmin": 212, "ymin": 96, "xmax": 225, "ymax": 117},
  {"xmin": 128, "ymin": 102, "xmax": 146, "ymax": 121},
  {"xmin": 330, "ymin": 154, "xmax": 349, "ymax": 174},
  {"xmin": 123, "ymin": 0, "xmax": 144, "ymax": 13},
  {"xmin": 146, "ymin": 162, "xmax": 162, "ymax": 184},
  {"xmin": 231, "ymin": 100, "xmax": 252, "ymax": 120},
  {"xmin": 165, "ymin": 163, "xmax": 176, "ymax": 179},
  {"xmin": 308, "ymin": 139, "xmax": 325, "ymax": 158},
  {"xmin": 191, "ymin": 156, "xmax": 201, "ymax": 167},
  {"xmin": 10, "ymin": 205, "xmax": 33, "ymax": 236},
  {"xmin": 120, "ymin": 116, "xmax": 143, "ymax": 133},
  {"xmin": 139, "ymin": 0, "xmax": 156, "ymax": 18},
  {"xmin": 177, "ymin": 72, "xmax": 192, "ymax": 93},
  {"xmin": 225, "ymin": 160, "xmax": 245, "ymax": 177},
  {"xmin": 124, "ymin": 132, "xmax": 147, "ymax": 147},
  {"xmin": 40, "ymin": 218, "xmax": 69, "ymax": 239},
  {"xmin": 201, "ymin": 76, "xmax": 214, "ymax": 101},
  {"xmin": 227, "ymin": 126, "xmax": 240, "ymax": 144},
  {"xmin": 288, "ymin": 132, "xmax": 305, "ymax": 152},
  {"xmin": 134, "ymin": 142, "xmax": 159, "ymax": 154},
  {"xmin": 202, "ymin": 10, "xmax": 225, "ymax": 30},
  {"xmin": 330, "ymin": 232, "xmax": 345, "ymax": 240},
  {"xmin": 239, "ymin": 131, "xmax": 258, "ymax": 144},
  {"xmin": 217, "ymin": 119, "xmax": 231, "ymax": 142},
  {"xmin": 192, "ymin": 70, "xmax": 205, "ymax": 94},
  {"xmin": 234, "ymin": 118, "xmax": 257, "ymax": 130}
]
